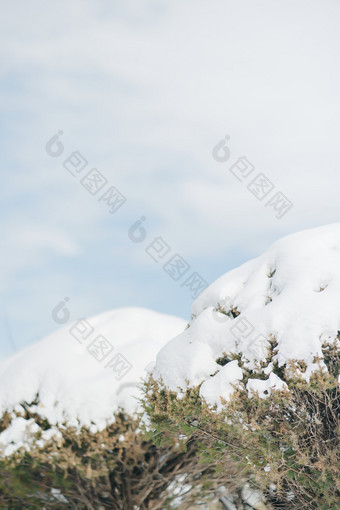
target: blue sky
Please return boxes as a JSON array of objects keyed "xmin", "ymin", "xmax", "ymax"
[{"xmin": 1, "ymin": 0, "xmax": 340, "ymax": 359}]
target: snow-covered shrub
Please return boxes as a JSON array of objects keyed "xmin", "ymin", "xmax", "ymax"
[
  {"xmin": 0, "ymin": 307, "xmax": 194, "ymax": 508},
  {"xmin": 0, "ymin": 401, "xmax": 242, "ymax": 509},
  {"xmin": 148, "ymin": 225, "xmax": 340, "ymax": 509},
  {"xmin": 145, "ymin": 340, "xmax": 340, "ymax": 509}
]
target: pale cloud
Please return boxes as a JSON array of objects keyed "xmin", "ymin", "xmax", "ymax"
[{"xmin": 0, "ymin": 0, "xmax": 339, "ymax": 353}]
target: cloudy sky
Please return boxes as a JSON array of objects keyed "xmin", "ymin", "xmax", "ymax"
[{"xmin": 1, "ymin": 0, "xmax": 339, "ymax": 358}]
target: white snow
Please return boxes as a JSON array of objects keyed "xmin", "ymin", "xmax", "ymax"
[
  {"xmin": 0, "ymin": 307, "xmax": 186, "ymax": 454},
  {"xmin": 154, "ymin": 224, "xmax": 340, "ymax": 404},
  {"xmin": 0, "ymin": 417, "xmax": 40, "ymax": 457},
  {"xmin": 246, "ymin": 373, "xmax": 288, "ymax": 399},
  {"xmin": 200, "ymin": 360, "xmax": 243, "ymax": 410}
]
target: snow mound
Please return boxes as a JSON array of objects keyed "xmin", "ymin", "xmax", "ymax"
[
  {"xmin": 0, "ymin": 307, "xmax": 186, "ymax": 428},
  {"xmin": 154, "ymin": 224, "xmax": 340, "ymax": 404}
]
